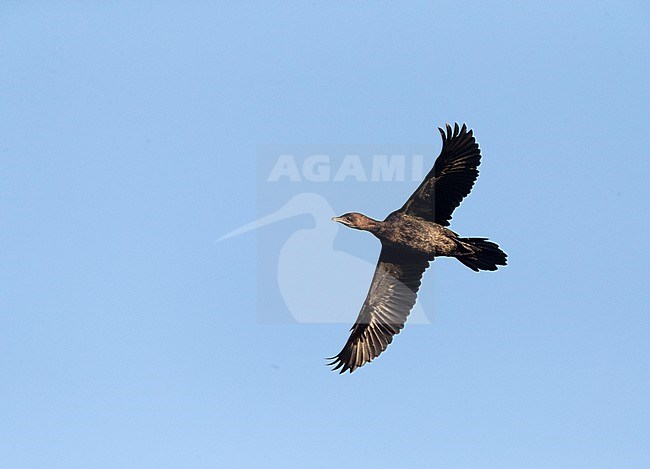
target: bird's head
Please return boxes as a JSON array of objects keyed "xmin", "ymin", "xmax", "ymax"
[{"xmin": 331, "ymin": 212, "xmax": 378, "ymax": 231}]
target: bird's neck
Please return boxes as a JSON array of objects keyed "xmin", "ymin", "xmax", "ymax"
[{"xmin": 358, "ymin": 216, "xmax": 381, "ymax": 233}]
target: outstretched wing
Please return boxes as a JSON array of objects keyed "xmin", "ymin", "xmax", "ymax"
[
  {"xmin": 399, "ymin": 123, "xmax": 481, "ymax": 226},
  {"xmin": 328, "ymin": 247, "xmax": 430, "ymax": 373}
]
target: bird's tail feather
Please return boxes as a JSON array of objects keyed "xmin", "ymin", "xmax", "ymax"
[{"xmin": 457, "ymin": 238, "xmax": 507, "ymax": 272}]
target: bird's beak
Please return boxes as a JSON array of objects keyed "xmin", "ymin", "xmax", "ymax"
[{"xmin": 331, "ymin": 216, "xmax": 344, "ymax": 224}]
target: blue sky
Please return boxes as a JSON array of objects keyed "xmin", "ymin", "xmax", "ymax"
[{"xmin": 2, "ymin": 2, "xmax": 649, "ymax": 468}]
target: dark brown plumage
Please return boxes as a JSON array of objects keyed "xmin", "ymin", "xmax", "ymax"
[{"xmin": 328, "ymin": 123, "xmax": 507, "ymax": 373}]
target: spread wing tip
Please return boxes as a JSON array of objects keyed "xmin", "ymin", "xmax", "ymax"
[
  {"xmin": 327, "ymin": 342, "xmax": 379, "ymax": 374},
  {"xmin": 439, "ymin": 122, "xmax": 472, "ymax": 141},
  {"xmin": 326, "ymin": 355, "xmax": 356, "ymax": 374}
]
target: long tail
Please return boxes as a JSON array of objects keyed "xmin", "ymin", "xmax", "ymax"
[{"xmin": 456, "ymin": 238, "xmax": 507, "ymax": 272}]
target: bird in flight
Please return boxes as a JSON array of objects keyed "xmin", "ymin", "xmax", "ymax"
[{"xmin": 328, "ymin": 123, "xmax": 507, "ymax": 373}]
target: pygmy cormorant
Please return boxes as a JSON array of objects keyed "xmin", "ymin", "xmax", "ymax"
[{"xmin": 328, "ymin": 123, "xmax": 507, "ymax": 373}]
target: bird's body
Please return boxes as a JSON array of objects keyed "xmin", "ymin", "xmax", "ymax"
[
  {"xmin": 339, "ymin": 211, "xmax": 469, "ymax": 258},
  {"xmin": 329, "ymin": 123, "xmax": 507, "ymax": 373},
  {"xmin": 377, "ymin": 212, "xmax": 466, "ymax": 258}
]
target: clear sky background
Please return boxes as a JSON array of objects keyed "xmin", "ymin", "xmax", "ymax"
[{"xmin": 2, "ymin": 2, "xmax": 649, "ymax": 468}]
